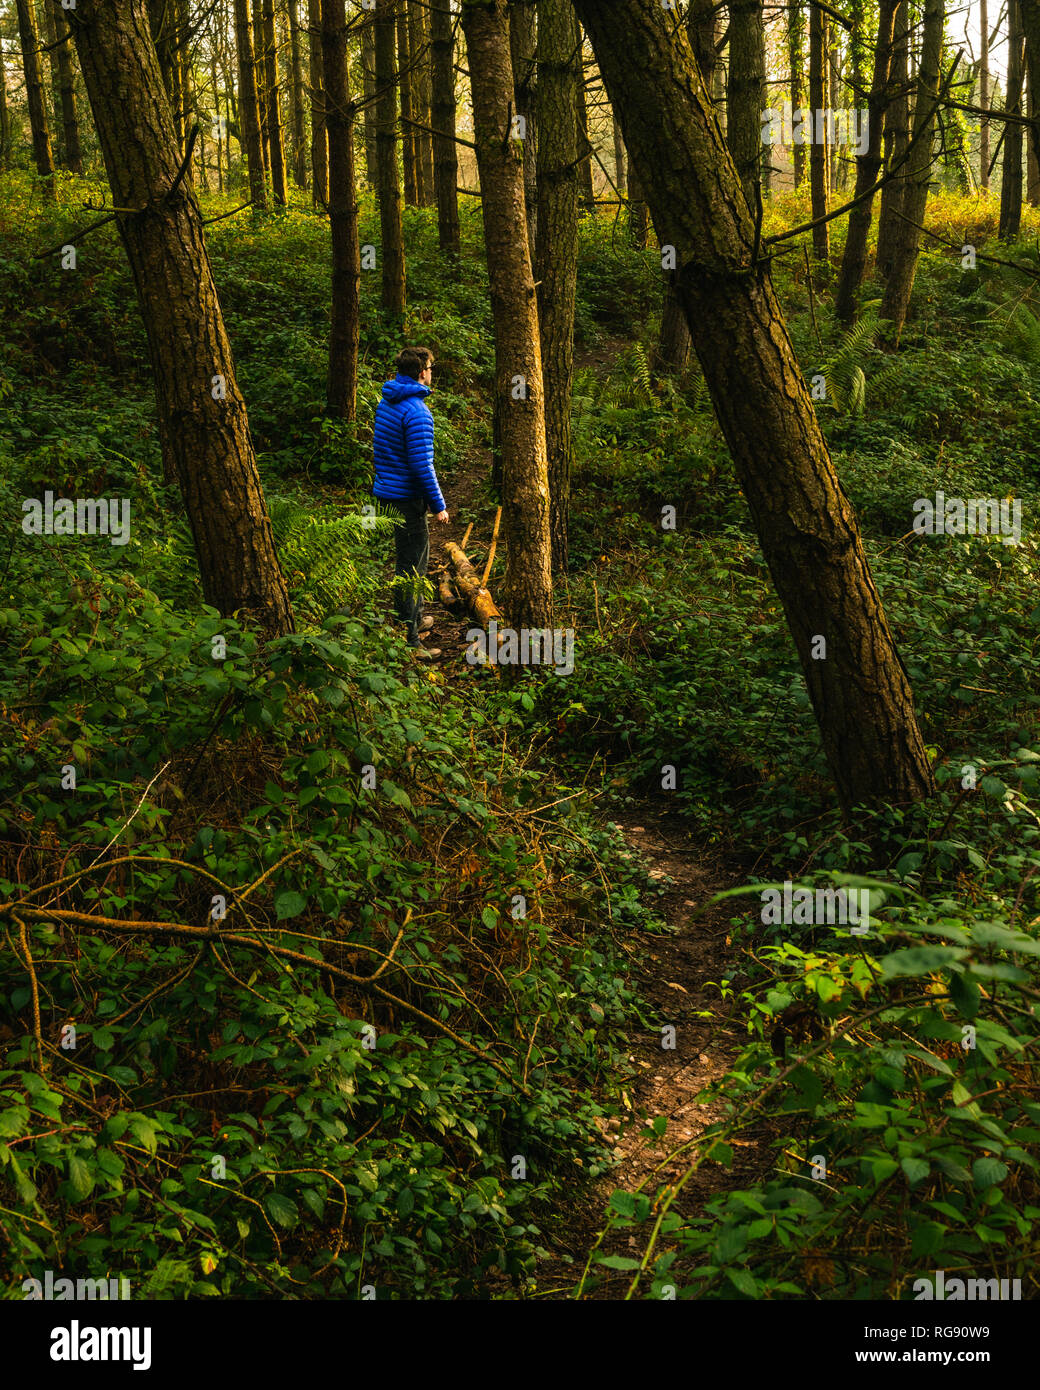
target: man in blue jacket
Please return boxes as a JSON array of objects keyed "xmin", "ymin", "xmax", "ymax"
[{"xmin": 372, "ymin": 346, "xmax": 450, "ymax": 660}]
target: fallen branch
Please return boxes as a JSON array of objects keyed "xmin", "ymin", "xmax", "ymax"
[{"xmin": 445, "ymin": 540, "xmax": 505, "ymax": 637}]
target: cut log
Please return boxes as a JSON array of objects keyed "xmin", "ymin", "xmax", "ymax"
[
  {"xmin": 445, "ymin": 540, "xmax": 505, "ymax": 634},
  {"xmin": 436, "ymin": 568, "xmax": 462, "ymax": 610}
]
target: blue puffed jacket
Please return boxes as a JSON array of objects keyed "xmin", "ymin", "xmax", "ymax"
[{"xmin": 371, "ymin": 374, "xmax": 446, "ymax": 514}]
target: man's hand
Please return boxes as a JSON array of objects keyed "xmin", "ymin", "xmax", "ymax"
[{"xmin": 434, "ymin": 510, "xmax": 450, "ymax": 523}]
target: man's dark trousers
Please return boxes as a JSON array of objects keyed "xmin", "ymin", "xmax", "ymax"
[{"xmin": 392, "ymin": 498, "xmax": 429, "ymax": 646}]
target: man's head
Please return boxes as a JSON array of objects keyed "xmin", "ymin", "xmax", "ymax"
[{"xmin": 395, "ymin": 346, "xmax": 435, "ymax": 386}]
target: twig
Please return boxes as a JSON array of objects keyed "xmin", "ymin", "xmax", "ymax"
[{"xmin": 480, "ymin": 506, "xmax": 502, "ymax": 588}]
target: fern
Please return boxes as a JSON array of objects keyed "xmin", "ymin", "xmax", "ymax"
[
  {"xmin": 266, "ymin": 494, "xmax": 396, "ymax": 618},
  {"xmin": 1002, "ymin": 303, "xmax": 1040, "ymax": 368},
  {"xmin": 817, "ymin": 308, "xmax": 879, "ymax": 416}
]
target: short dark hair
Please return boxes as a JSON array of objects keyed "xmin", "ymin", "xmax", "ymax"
[{"xmin": 395, "ymin": 346, "xmax": 435, "ymax": 379}]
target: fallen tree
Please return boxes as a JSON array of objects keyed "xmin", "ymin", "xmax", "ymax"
[{"xmin": 444, "ymin": 541, "xmax": 504, "ymax": 636}]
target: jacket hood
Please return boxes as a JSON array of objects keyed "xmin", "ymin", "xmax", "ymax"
[{"xmin": 381, "ymin": 373, "xmax": 430, "ymax": 404}]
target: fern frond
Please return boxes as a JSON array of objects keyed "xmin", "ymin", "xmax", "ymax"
[{"xmin": 267, "ymin": 495, "xmax": 395, "ymax": 617}]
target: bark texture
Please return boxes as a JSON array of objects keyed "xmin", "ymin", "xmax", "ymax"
[
  {"xmin": 509, "ymin": 0, "xmax": 538, "ymax": 255},
  {"xmin": 834, "ymin": 0, "xmax": 899, "ymax": 322},
  {"xmin": 15, "ymin": 0, "xmax": 56, "ymax": 187},
  {"xmin": 288, "ymin": 0, "xmax": 308, "ymax": 188},
  {"xmin": 430, "ymin": 0, "xmax": 459, "ymax": 255},
  {"xmin": 321, "ymin": 0, "xmax": 359, "ymax": 418},
  {"xmin": 573, "ymin": 0, "xmax": 936, "ymax": 812},
  {"xmin": 375, "ymin": 0, "xmax": 406, "ymax": 315},
  {"xmin": 67, "ymin": 0, "xmax": 295, "ymax": 637},
  {"xmin": 727, "ymin": 0, "xmax": 765, "ymax": 206},
  {"xmin": 235, "ymin": 0, "xmax": 269, "ymax": 210},
  {"xmin": 536, "ymin": 0, "xmax": 580, "ymax": 573},
  {"xmin": 879, "ymin": 0, "xmax": 944, "ymax": 335},
  {"xmin": 307, "ymin": 0, "xmax": 328, "ymax": 204},
  {"xmin": 808, "ymin": 0, "xmax": 829, "ymax": 260},
  {"xmin": 262, "ymin": 0, "xmax": 288, "ymax": 202},
  {"xmin": 999, "ymin": 0, "xmax": 1026, "ymax": 240},
  {"xmin": 461, "ymin": 0, "xmax": 553, "ymax": 633},
  {"xmin": 875, "ymin": 0, "xmax": 909, "ymax": 275}
]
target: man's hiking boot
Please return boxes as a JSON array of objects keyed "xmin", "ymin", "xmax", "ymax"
[
  {"xmin": 418, "ymin": 616, "xmax": 435, "ymax": 632},
  {"xmin": 411, "ymin": 645, "xmax": 441, "ymax": 661}
]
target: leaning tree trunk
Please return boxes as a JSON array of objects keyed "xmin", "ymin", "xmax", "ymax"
[
  {"xmin": 835, "ymin": 0, "xmax": 899, "ymax": 322},
  {"xmin": 430, "ymin": 0, "xmax": 459, "ymax": 255},
  {"xmin": 288, "ymin": 0, "xmax": 308, "ymax": 188},
  {"xmin": 509, "ymin": 0, "xmax": 538, "ymax": 256},
  {"xmin": 573, "ymin": 0, "xmax": 936, "ymax": 812},
  {"xmin": 67, "ymin": 0, "xmax": 295, "ymax": 638},
  {"xmin": 234, "ymin": 0, "xmax": 269, "ymax": 210},
  {"xmin": 880, "ymin": 0, "xmax": 944, "ymax": 336},
  {"xmin": 321, "ymin": 0, "xmax": 359, "ymax": 418},
  {"xmin": 375, "ymin": 0, "xmax": 406, "ymax": 315},
  {"xmin": 262, "ymin": 0, "xmax": 288, "ymax": 202},
  {"xmin": 307, "ymin": 0, "xmax": 328, "ymax": 203},
  {"xmin": 15, "ymin": 0, "xmax": 56, "ymax": 192},
  {"xmin": 536, "ymin": 0, "xmax": 580, "ymax": 574},
  {"xmin": 808, "ymin": 0, "xmax": 829, "ymax": 260},
  {"xmin": 727, "ymin": 0, "xmax": 765, "ymax": 207},
  {"xmin": 875, "ymin": 0, "xmax": 909, "ymax": 275},
  {"xmin": 788, "ymin": 0, "xmax": 806, "ymax": 188},
  {"xmin": 999, "ymin": 0, "xmax": 1026, "ymax": 240},
  {"xmin": 461, "ymin": 0, "xmax": 553, "ymax": 634}
]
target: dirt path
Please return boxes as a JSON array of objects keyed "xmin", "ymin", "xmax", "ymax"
[{"xmin": 532, "ymin": 809, "xmax": 773, "ymax": 1298}]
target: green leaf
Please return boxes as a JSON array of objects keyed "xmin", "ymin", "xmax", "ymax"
[
  {"xmin": 901, "ymin": 1156, "xmax": 930, "ymax": 1186},
  {"xmin": 726, "ymin": 1268, "xmax": 759, "ymax": 1297},
  {"xmin": 66, "ymin": 1154, "xmax": 95, "ymax": 1202},
  {"xmin": 949, "ymin": 971, "xmax": 980, "ymax": 1019},
  {"xmin": 596, "ymin": 1254, "xmax": 642, "ymax": 1271},
  {"xmin": 880, "ymin": 946, "xmax": 967, "ymax": 978},
  {"xmin": 972, "ymin": 1157, "xmax": 1008, "ymax": 1189},
  {"xmin": 263, "ymin": 1193, "xmax": 299, "ymax": 1228},
  {"xmin": 275, "ymin": 891, "xmax": 306, "ymax": 920}
]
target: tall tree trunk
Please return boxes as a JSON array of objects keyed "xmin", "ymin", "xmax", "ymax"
[
  {"xmin": 655, "ymin": 278, "xmax": 692, "ymax": 377},
  {"xmin": 307, "ymin": 0, "xmax": 328, "ymax": 203},
  {"xmin": 577, "ymin": 48, "xmax": 595, "ymax": 209},
  {"xmin": 430, "ymin": 0, "xmax": 459, "ymax": 255},
  {"xmin": 999, "ymin": 0, "xmax": 1026, "ymax": 239},
  {"xmin": 880, "ymin": 0, "xmax": 944, "ymax": 335},
  {"xmin": 509, "ymin": 0, "xmax": 538, "ymax": 256},
  {"xmin": 835, "ymin": 0, "xmax": 899, "ymax": 321},
  {"xmin": 0, "ymin": 50, "xmax": 11, "ymax": 171},
  {"xmin": 253, "ymin": 0, "xmax": 270, "ymax": 173},
  {"xmin": 1025, "ymin": 3, "xmax": 1040, "ymax": 205},
  {"xmin": 875, "ymin": 0, "xmax": 909, "ymax": 275},
  {"xmin": 235, "ymin": 0, "xmax": 269, "ymax": 209},
  {"xmin": 375, "ymin": 0, "xmax": 406, "ymax": 315},
  {"xmin": 688, "ymin": 0, "xmax": 720, "ymax": 90},
  {"xmin": 288, "ymin": 0, "xmax": 308, "ymax": 187},
  {"xmin": 41, "ymin": 0, "xmax": 63, "ymax": 163},
  {"xmin": 175, "ymin": 0, "xmax": 193, "ymax": 149},
  {"xmin": 409, "ymin": 0, "xmax": 435, "ymax": 205},
  {"xmin": 212, "ymin": 49, "xmax": 224, "ymax": 193},
  {"xmin": 628, "ymin": 160, "xmax": 649, "ymax": 245},
  {"xmin": 15, "ymin": 0, "xmax": 56, "ymax": 192},
  {"xmin": 361, "ymin": 11, "xmax": 378, "ymax": 187},
  {"xmin": 808, "ymin": 0, "xmax": 829, "ymax": 259},
  {"xmin": 1028, "ymin": 73, "xmax": 1040, "ymax": 204},
  {"xmin": 789, "ymin": 0, "xmax": 806, "ymax": 188},
  {"xmin": 828, "ymin": 18, "xmax": 841, "ymax": 190},
  {"xmin": 536, "ymin": 0, "xmax": 580, "ymax": 574},
  {"xmin": 397, "ymin": 2, "xmax": 417, "ymax": 204},
  {"xmin": 727, "ymin": 0, "xmax": 765, "ymax": 206},
  {"xmin": 979, "ymin": 0, "xmax": 990, "ymax": 190},
  {"xmin": 612, "ymin": 114, "xmax": 626, "ymax": 197},
  {"xmin": 262, "ymin": 0, "xmax": 288, "ymax": 202},
  {"xmin": 321, "ymin": 0, "xmax": 359, "ymax": 418},
  {"xmin": 461, "ymin": 0, "xmax": 553, "ymax": 634},
  {"xmin": 67, "ymin": 0, "xmax": 295, "ymax": 637},
  {"xmin": 572, "ymin": 0, "xmax": 936, "ymax": 812}
]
